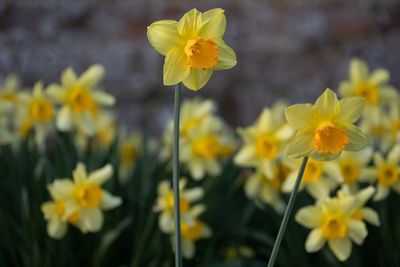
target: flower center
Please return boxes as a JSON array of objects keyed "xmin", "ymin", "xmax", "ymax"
[
  {"xmin": 354, "ymin": 82, "xmax": 379, "ymax": 104},
  {"xmin": 121, "ymin": 144, "xmax": 135, "ymax": 164},
  {"xmin": 30, "ymin": 98, "xmax": 53, "ymax": 122},
  {"xmin": 339, "ymin": 160, "xmax": 359, "ymax": 184},
  {"xmin": 55, "ymin": 200, "xmax": 80, "ymax": 223},
  {"xmin": 193, "ymin": 135, "xmax": 221, "ymax": 158},
  {"xmin": 302, "ymin": 159, "xmax": 322, "ymax": 183},
  {"xmin": 322, "ymin": 215, "xmax": 347, "ymax": 240},
  {"xmin": 255, "ymin": 134, "xmax": 279, "ymax": 159},
  {"xmin": 378, "ymin": 163, "xmax": 398, "ymax": 186},
  {"xmin": 184, "ymin": 37, "xmax": 219, "ymax": 70},
  {"xmin": 67, "ymin": 87, "xmax": 94, "ymax": 113},
  {"xmin": 166, "ymin": 193, "xmax": 190, "ymax": 214},
  {"xmin": 181, "ymin": 220, "xmax": 204, "ymax": 241},
  {"xmin": 313, "ymin": 123, "xmax": 349, "ymax": 154},
  {"xmin": 75, "ymin": 183, "xmax": 103, "ymax": 208}
]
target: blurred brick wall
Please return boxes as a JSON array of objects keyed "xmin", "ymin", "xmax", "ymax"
[{"xmin": 0, "ymin": 0, "xmax": 400, "ymax": 132}]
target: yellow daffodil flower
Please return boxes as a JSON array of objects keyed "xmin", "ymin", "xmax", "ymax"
[
  {"xmin": 48, "ymin": 65, "xmax": 115, "ymax": 135},
  {"xmin": 282, "ymin": 157, "xmax": 341, "ymax": 199},
  {"xmin": 337, "ymin": 185, "xmax": 380, "ymax": 226},
  {"xmin": 15, "ymin": 81, "xmax": 55, "ymax": 150},
  {"xmin": 285, "ymin": 89, "xmax": 367, "ymax": 161},
  {"xmin": 295, "ymin": 193, "xmax": 368, "ymax": 261},
  {"xmin": 44, "ymin": 163, "xmax": 122, "ymax": 234},
  {"xmin": 0, "ymin": 73, "xmax": 21, "ymax": 105},
  {"xmin": 118, "ymin": 130, "xmax": 142, "ymax": 184},
  {"xmin": 234, "ymin": 102, "xmax": 293, "ymax": 177},
  {"xmin": 153, "ymin": 179, "xmax": 205, "ymax": 233},
  {"xmin": 147, "ymin": 8, "xmax": 237, "ymax": 90},
  {"xmin": 360, "ymin": 144, "xmax": 400, "ymax": 201},
  {"xmin": 339, "ymin": 58, "xmax": 397, "ymax": 108}
]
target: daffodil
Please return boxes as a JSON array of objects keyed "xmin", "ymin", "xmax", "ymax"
[
  {"xmin": 180, "ymin": 116, "xmax": 235, "ymax": 180},
  {"xmin": 324, "ymin": 147, "xmax": 373, "ymax": 192},
  {"xmin": 153, "ymin": 179, "xmax": 204, "ymax": 233},
  {"xmin": 15, "ymin": 81, "xmax": 55, "ymax": 150},
  {"xmin": 160, "ymin": 98, "xmax": 216, "ymax": 161},
  {"xmin": 0, "ymin": 73, "xmax": 21, "ymax": 105},
  {"xmin": 337, "ymin": 185, "xmax": 380, "ymax": 226},
  {"xmin": 224, "ymin": 245, "xmax": 255, "ymax": 261},
  {"xmin": 360, "ymin": 144, "xmax": 400, "ymax": 201},
  {"xmin": 282, "ymin": 157, "xmax": 341, "ymax": 199},
  {"xmin": 0, "ymin": 98, "xmax": 14, "ymax": 145},
  {"xmin": 234, "ymin": 102, "xmax": 293, "ymax": 177},
  {"xmin": 118, "ymin": 130, "xmax": 141, "ymax": 184},
  {"xmin": 46, "ymin": 163, "xmax": 122, "ymax": 234},
  {"xmin": 48, "ymin": 65, "xmax": 115, "ymax": 135},
  {"xmin": 147, "ymin": 8, "xmax": 237, "ymax": 90},
  {"xmin": 339, "ymin": 58, "xmax": 397, "ymax": 109},
  {"xmin": 285, "ymin": 89, "xmax": 367, "ymax": 161},
  {"xmin": 295, "ymin": 193, "xmax": 368, "ymax": 261},
  {"xmin": 244, "ymin": 163, "xmax": 289, "ymax": 213}
]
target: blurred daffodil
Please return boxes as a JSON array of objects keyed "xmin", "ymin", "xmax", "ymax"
[
  {"xmin": 234, "ymin": 102, "xmax": 293, "ymax": 177},
  {"xmin": 285, "ymin": 89, "xmax": 367, "ymax": 161},
  {"xmin": 295, "ymin": 193, "xmax": 368, "ymax": 261},
  {"xmin": 118, "ymin": 130, "xmax": 141, "ymax": 184},
  {"xmin": 179, "ymin": 216, "xmax": 212, "ymax": 259},
  {"xmin": 147, "ymin": 8, "xmax": 237, "ymax": 90},
  {"xmin": 0, "ymin": 73, "xmax": 21, "ymax": 105},
  {"xmin": 48, "ymin": 65, "xmax": 115, "ymax": 135}
]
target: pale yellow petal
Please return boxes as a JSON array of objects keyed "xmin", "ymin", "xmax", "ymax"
[
  {"xmin": 100, "ymin": 190, "xmax": 122, "ymax": 210},
  {"xmin": 387, "ymin": 144, "xmax": 400, "ymax": 164},
  {"xmin": 336, "ymin": 97, "xmax": 364, "ymax": 124},
  {"xmin": 198, "ymin": 8, "xmax": 226, "ymax": 39},
  {"xmin": 285, "ymin": 131, "xmax": 315, "ymax": 158},
  {"xmin": 87, "ymin": 163, "xmax": 113, "ymax": 185},
  {"xmin": 368, "ymin": 69, "xmax": 389, "ymax": 86},
  {"xmin": 342, "ymin": 123, "xmax": 368, "ymax": 151},
  {"xmin": 79, "ymin": 207, "xmax": 103, "ymax": 233},
  {"xmin": 77, "ymin": 64, "xmax": 105, "ymax": 90},
  {"xmin": 234, "ymin": 146, "xmax": 258, "ymax": 166},
  {"xmin": 350, "ymin": 58, "xmax": 368, "ymax": 84},
  {"xmin": 328, "ymin": 238, "xmax": 352, "ymax": 262},
  {"xmin": 373, "ymin": 184, "xmax": 390, "ymax": 201},
  {"xmin": 163, "ymin": 48, "xmax": 190, "ymax": 86},
  {"xmin": 48, "ymin": 179, "xmax": 75, "ymax": 200},
  {"xmin": 47, "ymin": 84, "xmax": 66, "ymax": 103},
  {"xmin": 147, "ymin": 20, "xmax": 184, "ymax": 56},
  {"xmin": 177, "ymin": 8, "xmax": 202, "ymax": 38},
  {"xmin": 212, "ymin": 39, "xmax": 236, "ymax": 70},
  {"xmin": 92, "ymin": 91, "xmax": 115, "ymax": 106},
  {"xmin": 305, "ymin": 228, "xmax": 326, "ymax": 253},
  {"xmin": 360, "ymin": 207, "xmax": 380, "ymax": 226},
  {"xmin": 182, "ymin": 188, "xmax": 204, "ymax": 202},
  {"xmin": 182, "ymin": 239, "xmax": 195, "ymax": 259},
  {"xmin": 285, "ymin": 104, "xmax": 313, "ymax": 130},
  {"xmin": 346, "ymin": 219, "xmax": 367, "ymax": 245},
  {"xmin": 47, "ymin": 218, "xmax": 68, "ymax": 239},
  {"xmin": 182, "ymin": 68, "xmax": 213, "ymax": 91},
  {"xmin": 313, "ymin": 89, "xmax": 340, "ymax": 119},
  {"xmin": 295, "ymin": 206, "xmax": 323, "ymax": 228},
  {"xmin": 61, "ymin": 67, "xmax": 78, "ymax": 90}
]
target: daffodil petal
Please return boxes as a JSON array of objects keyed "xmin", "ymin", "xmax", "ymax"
[
  {"xmin": 285, "ymin": 104, "xmax": 313, "ymax": 130},
  {"xmin": 80, "ymin": 207, "xmax": 104, "ymax": 232},
  {"xmin": 285, "ymin": 131, "xmax": 315, "ymax": 158},
  {"xmin": 368, "ymin": 69, "xmax": 389, "ymax": 86},
  {"xmin": 234, "ymin": 146, "xmax": 258, "ymax": 166},
  {"xmin": 313, "ymin": 89, "xmax": 340, "ymax": 119},
  {"xmin": 305, "ymin": 228, "xmax": 326, "ymax": 253},
  {"xmin": 147, "ymin": 20, "xmax": 183, "ymax": 56},
  {"xmin": 182, "ymin": 239, "xmax": 195, "ymax": 259},
  {"xmin": 342, "ymin": 124, "xmax": 368, "ymax": 151},
  {"xmin": 350, "ymin": 58, "xmax": 368, "ymax": 84},
  {"xmin": 182, "ymin": 188, "xmax": 204, "ymax": 202},
  {"xmin": 360, "ymin": 207, "xmax": 380, "ymax": 226},
  {"xmin": 328, "ymin": 238, "xmax": 352, "ymax": 262},
  {"xmin": 295, "ymin": 206, "xmax": 323, "ymax": 228},
  {"xmin": 87, "ymin": 163, "xmax": 113, "ymax": 185},
  {"xmin": 159, "ymin": 212, "xmax": 173, "ymax": 233},
  {"xmin": 212, "ymin": 39, "xmax": 237, "ymax": 70},
  {"xmin": 100, "ymin": 190, "xmax": 122, "ymax": 210},
  {"xmin": 61, "ymin": 67, "xmax": 78, "ymax": 90},
  {"xmin": 47, "ymin": 218, "xmax": 68, "ymax": 239},
  {"xmin": 346, "ymin": 219, "xmax": 367, "ymax": 245},
  {"xmin": 177, "ymin": 8, "xmax": 202, "ymax": 37},
  {"xmin": 48, "ymin": 179, "xmax": 75, "ymax": 200},
  {"xmin": 48, "ymin": 84, "xmax": 66, "ymax": 103},
  {"xmin": 77, "ymin": 64, "xmax": 105, "ymax": 90},
  {"xmin": 198, "ymin": 8, "xmax": 226, "ymax": 39},
  {"xmin": 92, "ymin": 91, "xmax": 115, "ymax": 106},
  {"xmin": 373, "ymin": 184, "xmax": 390, "ymax": 201},
  {"xmin": 387, "ymin": 144, "xmax": 400, "ymax": 164},
  {"xmin": 163, "ymin": 48, "xmax": 190, "ymax": 86},
  {"xmin": 56, "ymin": 106, "xmax": 72, "ymax": 131},
  {"xmin": 336, "ymin": 97, "xmax": 364, "ymax": 123},
  {"xmin": 182, "ymin": 68, "xmax": 213, "ymax": 91}
]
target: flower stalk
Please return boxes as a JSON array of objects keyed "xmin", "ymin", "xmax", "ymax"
[
  {"xmin": 267, "ymin": 156, "xmax": 309, "ymax": 267},
  {"xmin": 172, "ymin": 82, "xmax": 183, "ymax": 267}
]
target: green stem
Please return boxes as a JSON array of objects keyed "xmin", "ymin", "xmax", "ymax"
[
  {"xmin": 172, "ymin": 83, "xmax": 183, "ymax": 267},
  {"xmin": 267, "ymin": 156, "xmax": 308, "ymax": 267}
]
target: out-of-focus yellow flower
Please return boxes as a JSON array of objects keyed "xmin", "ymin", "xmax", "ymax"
[
  {"xmin": 118, "ymin": 130, "xmax": 141, "ymax": 184},
  {"xmin": 0, "ymin": 73, "xmax": 21, "ymax": 105},
  {"xmin": 147, "ymin": 8, "xmax": 237, "ymax": 90},
  {"xmin": 360, "ymin": 144, "xmax": 400, "ymax": 201},
  {"xmin": 282, "ymin": 157, "xmax": 341, "ymax": 199},
  {"xmin": 244, "ymin": 163, "xmax": 289, "ymax": 213},
  {"xmin": 15, "ymin": 81, "xmax": 55, "ymax": 149},
  {"xmin": 180, "ymin": 116, "xmax": 235, "ymax": 180},
  {"xmin": 324, "ymin": 147, "xmax": 373, "ymax": 192},
  {"xmin": 160, "ymin": 98, "xmax": 216, "ymax": 161},
  {"xmin": 224, "ymin": 245, "xmax": 255, "ymax": 261},
  {"xmin": 48, "ymin": 65, "xmax": 115, "ymax": 135},
  {"xmin": 295, "ymin": 193, "xmax": 368, "ymax": 261},
  {"xmin": 44, "ymin": 163, "xmax": 122, "ymax": 234},
  {"xmin": 339, "ymin": 58, "xmax": 397, "ymax": 108},
  {"xmin": 179, "ymin": 216, "xmax": 212, "ymax": 259},
  {"xmin": 337, "ymin": 185, "xmax": 380, "ymax": 226},
  {"xmin": 153, "ymin": 179, "xmax": 204, "ymax": 233},
  {"xmin": 234, "ymin": 102, "xmax": 293, "ymax": 177},
  {"xmin": 285, "ymin": 89, "xmax": 367, "ymax": 161}
]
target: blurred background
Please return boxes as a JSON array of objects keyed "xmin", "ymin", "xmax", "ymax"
[{"xmin": 1, "ymin": 0, "xmax": 400, "ymax": 131}]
